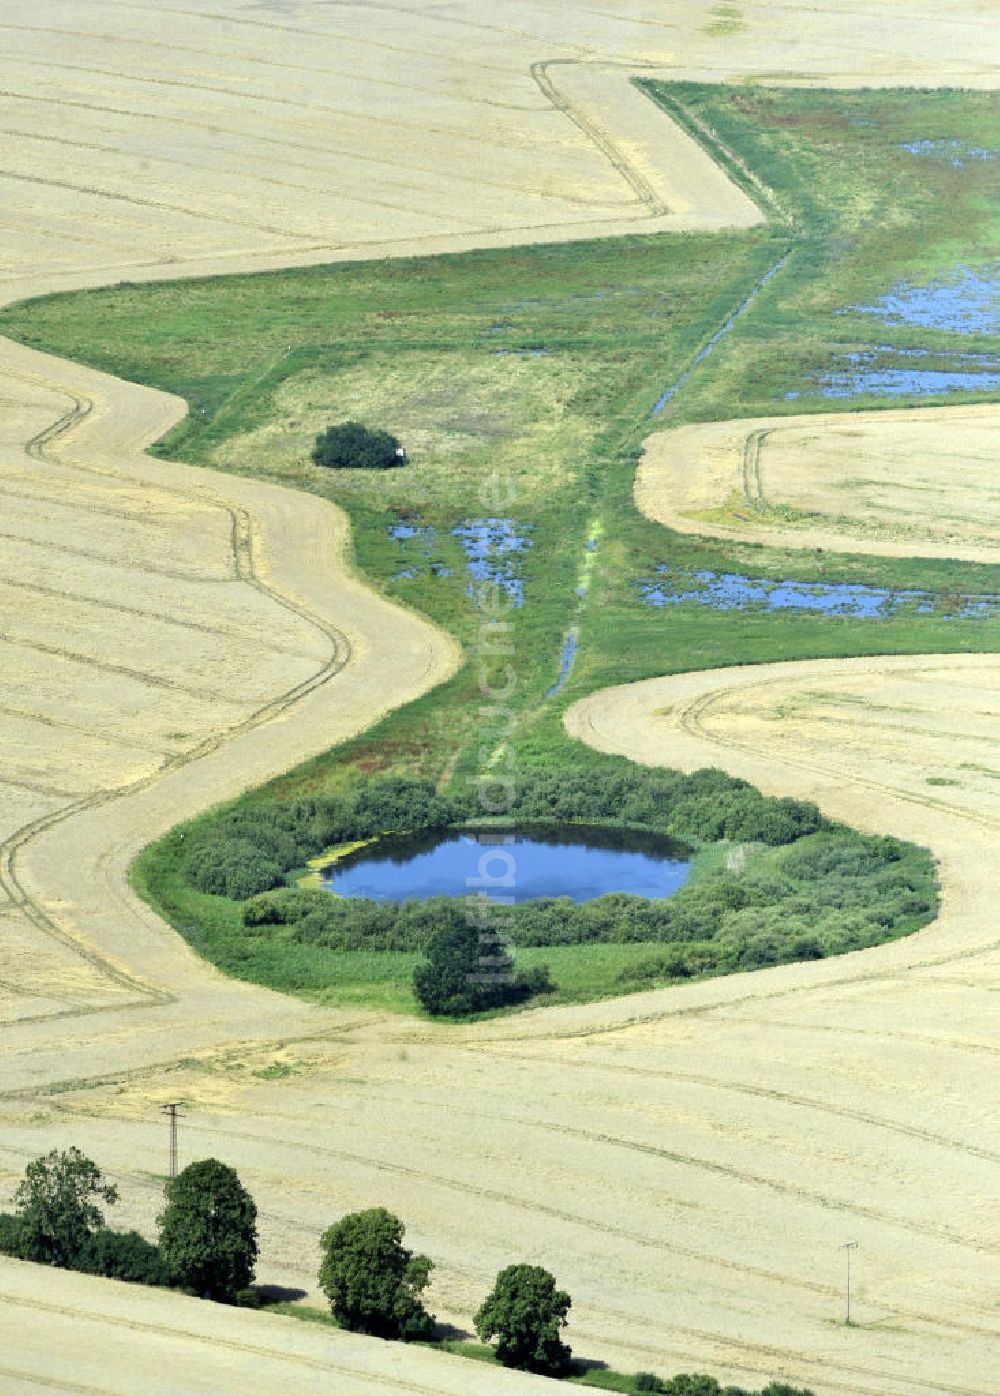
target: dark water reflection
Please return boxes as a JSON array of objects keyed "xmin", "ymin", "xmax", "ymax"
[{"xmin": 322, "ymin": 824, "xmax": 691, "ymax": 904}]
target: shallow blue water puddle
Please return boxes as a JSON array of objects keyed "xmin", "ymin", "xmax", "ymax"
[
  {"xmin": 387, "ymin": 517, "xmax": 451, "ymax": 581},
  {"xmin": 901, "ymin": 138, "xmax": 998, "ymax": 168},
  {"xmin": 787, "ymin": 346, "xmax": 1000, "ymax": 399},
  {"xmin": 638, "ymin": 566, "xmax": 1000, "ymax": 620},
  {"xmin": 388, "ymin": 515, "xmax": 529, "ymax": 599},
  {"xmin": 452, "ymin": 517, "xmax": 533, "ymax": 608},
  {"xmin": 841, "ymin": 264, "xmax": 1000, "ymax": 334},
  {"xmin": 387, "ymin": 521, "xmax": 424, "ymax": 542},
  {"xmin": 547, "ymin": 629, "xmax": 579, "ymax": 697}
]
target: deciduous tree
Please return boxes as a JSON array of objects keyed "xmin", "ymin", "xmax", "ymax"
[
  {"xmin": 13, "ymin": 1147, "xmax": 118, "ymax": 1267},
  {"xmin": 474, "ymin": 1263, "xmax": 572, "ymax": 1374},
  {"xmin": 158, "ymin": 1159, "xmax": 258, "ymax": 1302},
  {"xmin": 318, "ymin": 1207, "xmax": 434, "ymax": 1339}
]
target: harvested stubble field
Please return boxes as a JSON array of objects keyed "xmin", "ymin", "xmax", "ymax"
[
  {"xmin": 638, "ymin": 406, "xmax": 1000, "ymax": 564},
  {"xmin": 1, "ymin": 5, "xmax": 1000, "ymax": 1395}
]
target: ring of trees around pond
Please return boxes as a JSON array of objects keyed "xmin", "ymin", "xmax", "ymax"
[{"xmin": 136, "ymin": 767, "xmax": 938, "ymax": 1017}]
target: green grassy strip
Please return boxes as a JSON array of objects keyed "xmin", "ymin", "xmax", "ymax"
[
  {"xmin": 265, "ymin": 1302, "xmax": 774, "ymax": 1391},
  {"xmin": 6, "ymin": 83, "xmax": 998, "ymax": 1008}
]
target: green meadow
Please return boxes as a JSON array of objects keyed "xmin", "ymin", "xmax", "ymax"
[{"xmin": 8, "ymin": 84, "xmax": 1000, "ymax": 1009}]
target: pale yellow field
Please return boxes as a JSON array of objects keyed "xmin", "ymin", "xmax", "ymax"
[
  {"xmin": 6, "ymin": 0, "xmax": 1000, "ymax": 306},
  {"xmin": 638, "ymin": 407, "xmax": 1000, "ymax": 563},
  {"xmin": 0, "ymin": 1257, "xmax": 557, "ymax": 1395},
  {"xmin": 2, "ymin": 5, "xmax": 1000, "ymax": 1395}
]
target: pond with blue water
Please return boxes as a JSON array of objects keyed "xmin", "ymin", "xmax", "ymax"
[{"xmin": 322, "ymin": 824, "xmax": 691, "ymax": 904}]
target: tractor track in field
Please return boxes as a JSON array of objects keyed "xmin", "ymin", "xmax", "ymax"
[
  {"xmin": 676, "ymin": 662, "xmax": 1000, "ymax": 837},
  {"xmin": 467, "ymin": 1048, "xmax": 1000, "ymax": 1169},
  {"xmin": 0, "ymin": 1290, "xmax": 458, "ymax": 1396},
  {"xmin": 0, "ymin": 364, "xmax": 358, "ymax": 1011}
]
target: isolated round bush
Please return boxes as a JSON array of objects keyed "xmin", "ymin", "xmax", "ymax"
[
  {"xmin": 311, "ymin": 420, "xmax": 405, "ymax": 470},
  {"xmin": 158, "ymin": 1159, "xmax": 258, "ymax": 1302},
  {"xmin": 412, "ymin": 918, "xmax": 514, "ymax": 1016},
  {"xmin": 318, "ymin": 1207, "xmax": 434, "ymax": 1339},
  {"xmin": 474, "ymin": 1263, "xmax": 572, "ymax": 1374}
]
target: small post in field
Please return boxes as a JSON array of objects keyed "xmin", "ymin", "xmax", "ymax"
[{"xmin": 840, "ymin": 1240, "xmax": 858, "ymax": 1325}]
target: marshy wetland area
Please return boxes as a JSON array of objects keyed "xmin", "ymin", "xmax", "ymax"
[{"xmin": 1, "ymin": 5, "xmax": 1000, "ymax": 1394}]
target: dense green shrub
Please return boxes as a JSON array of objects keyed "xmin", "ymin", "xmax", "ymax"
[
  {"xmin": 3, "ymin": 1153, "xmax": 170, "ymax": 1292},
  {"xmin": 242, "ymin": 886, "xmax": 329, "ymax": 927},
  {"xmin": 474, "ymin": 1264, "xmax": 572, "ymax": 1375},
  {"xmin": 0, "ymin": 1212, "xmax": 26, "ymax": 1259},
  {"xmin": 318, "ymin": 1207, "xmax": 434, "ymax": 1339},
  {"xmin": 654, "ymin": 1379, "xmax": 813, "ymax": 1396},
  {"xmin": 779, "ymin": 830, "xmax": 901, "ymax": 880},
  {"xmin": 311, "ymin": 420, "xmax": 405, "ymax": 470},
  {"xmin": 75, "ymin": 1229, "xmax": 172, "ymax": 1287},
  {"xmin": 616, "ymin": 942, "xmax": 721, "ymax": 987},
  {"xmin": 186, "ymin": 841, "xmax": 284, "ymax": 900}
]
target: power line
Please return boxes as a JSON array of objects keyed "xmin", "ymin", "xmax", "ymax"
[{"xmin": 160, "ymin": 1103, "xmax": 184, "ymax": 1179}]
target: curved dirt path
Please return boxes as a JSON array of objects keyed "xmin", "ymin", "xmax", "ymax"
[{"xmin": 2, "ymin": 6, "xmax": 1000, "ymax": 1394}]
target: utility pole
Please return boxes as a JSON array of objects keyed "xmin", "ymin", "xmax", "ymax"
[
  {"xmin": 161, "ymin": 1103, "xmax": 182, "ymax": 1179},
  {"xmin": 840, "ymin": 1240, "xmax": 858, "ymax": 1325}
]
